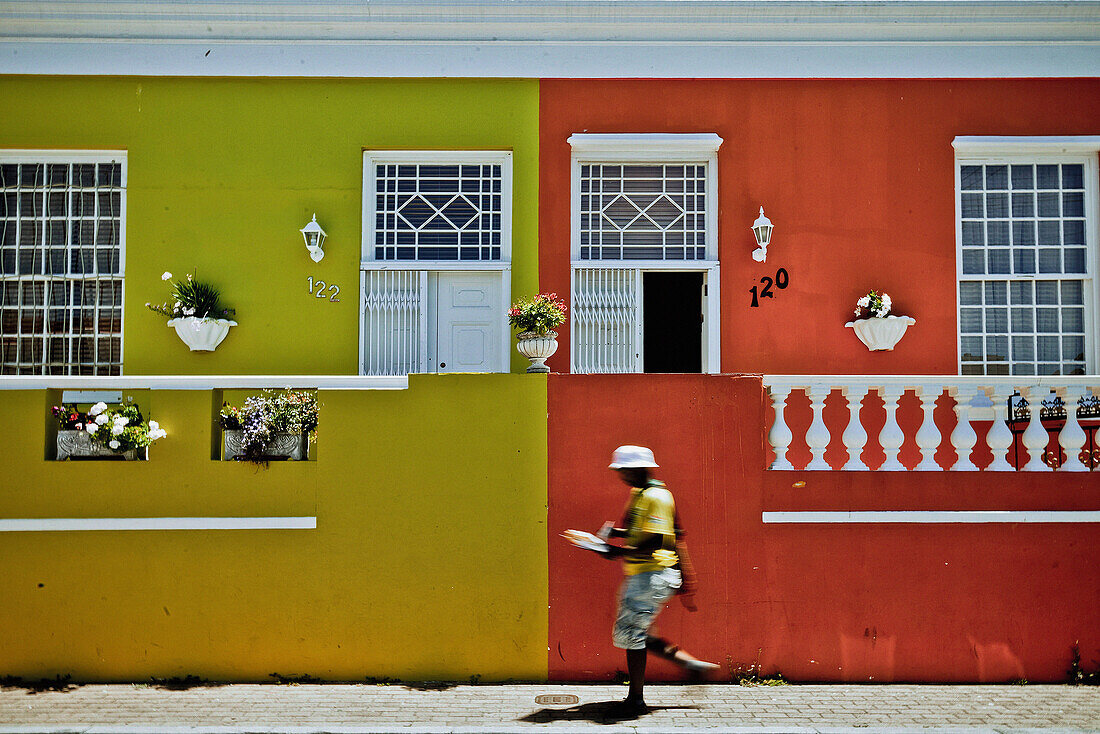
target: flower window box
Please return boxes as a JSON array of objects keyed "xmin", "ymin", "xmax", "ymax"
[
  {"xmin": 50, "ymin": 401, "xmax": 166, "ymax": 461},
  {"xmin": 219, "ymin": 390, "xmax": 317, "ymax": 464}
]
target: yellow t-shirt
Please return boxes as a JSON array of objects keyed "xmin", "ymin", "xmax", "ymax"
[{"xmin": 622, "ymin": 481, "xmax": 679, "ymax": 576}]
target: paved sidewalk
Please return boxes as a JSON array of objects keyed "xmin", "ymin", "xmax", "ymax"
[{"xmin": 0, "ymin": 682, "xmax": 1098, "ymax": 733}]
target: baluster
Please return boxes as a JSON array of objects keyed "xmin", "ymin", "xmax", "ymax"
[
  {"xmin": 948, "ymin": 385, "xmax": 979, "ymax": 471},
  {"xmin": 805, "ymin": 384, "xmax": 832, "ymax": 470},
  {"xmin": 914, "ymin": 385, "xmax": 943, "ymax": 471},
  {"xmin": 984, "ymin": 384, "xmax": 1015, "ymax": 471},
  {"xmin": 767, "ymin": 385, "xmax": 795, "ymax": 471},
  {"xmin": 878, "ymin": 385, "xmax": 906, "ymax": 471},
  {"xmin": 841, "ymin": 384, "xmax": 869, "ymax": 471},
  {"xmin": 1019, "ymin": 386, "xmax": 1053, "ymax": 471},
  {"xmin": 1057, "ymin": 385, "xmax": 1088, "ymax": 472}
]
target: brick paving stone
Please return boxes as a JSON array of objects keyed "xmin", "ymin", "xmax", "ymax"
[{"xmin": 0, "ymin": 683, "xmax": 1098, "ymax": 733}]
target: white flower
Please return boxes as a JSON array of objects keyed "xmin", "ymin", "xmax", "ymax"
[
  {"xmin": 111, "ymin": 424, "xmax": 124, "ymax": 436},
  {"xmin": 857, "ymin": 296, "xmax": 870, "ymax": 308},
  {"xmin": 89, "ymin": 401, "xmax": 108, "ymax": 416},
  {"xmin": 148, "ymin": 420, "xmax": 159, "ymax": 431},
  {"xmin": 108, "ymin": 440, "xmax": 120, "ymax": 449},
  {"xmin": 86, "ymin": 423, "xmax": 98, "ymax": 434},
  {"xmin": 150, "ymin": 428, "xmax": 167, "ymax": 440},
  {"xmin": 162, "ymin": 271, "xmax": 172, "ymax": 281},
  {"xmin": 854, "ymin": 308, "xmax": 861, "ymax": 317},
  {"xmin": 95, "ymin": 413, "xmax": 109, "ymax": 425},
  {"xmin": 183, "ymin": 307, "xmax": 195, "ymax": 316},
  {"xmin": 113, "ymin": 415, "xmax": 130, "ymax": 427}
]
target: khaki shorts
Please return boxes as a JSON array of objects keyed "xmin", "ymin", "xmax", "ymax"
[{"xmin": 612, "ymin": 567, "xmax": 682, "ymax": 650}]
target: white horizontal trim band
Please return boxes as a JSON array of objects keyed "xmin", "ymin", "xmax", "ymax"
[
  {"xmin": 360, "ymin": 262, "xmax": 511, "ymax": 271},
  {"xmin": 953, "ymin": 136, "xmax": 1100, "ymax": 155},
  {"xmin": 0, "ymin": 375, "xmax": 409, "ymax": 391},
  {"xmin": 0, "ymin": 517, "xmax": 317, "ymax": 532},
  {"xmin": 568, "ymin": 133, "xmax": 724, "ymax": 157},
  {"xmin": 763, "ymin": 511, "xmax": 1100, "ymax": 524},
  {"xmin": 3, "ymin": 41, "xmax": 1096, "ymax": 78}
]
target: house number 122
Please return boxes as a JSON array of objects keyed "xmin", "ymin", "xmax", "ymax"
[{"xmin": 307, "ymin": 277, "xmax": 341, "ymax": 303}]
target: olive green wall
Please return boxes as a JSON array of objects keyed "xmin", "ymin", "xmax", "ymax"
[
  {"xmin": 0, "ymin": 77, "xmax": 540, "ymax": 374},
  {"xmin": 0, "ymin": 375, "xmax": 548, "ymax": 681}
]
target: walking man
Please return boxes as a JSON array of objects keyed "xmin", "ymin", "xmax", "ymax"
[{"xmin": 592, "ymin": 445, "xmax": 718, "ymax": 715}]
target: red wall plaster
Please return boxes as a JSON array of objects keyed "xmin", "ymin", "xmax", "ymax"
[
  {"xmin": 538, "ymin": 78, "xmax": 1100, "ymax": 375},
  {"xmin": 548, "ymin": 373, "xmax": 1100, "ymax": 682}
]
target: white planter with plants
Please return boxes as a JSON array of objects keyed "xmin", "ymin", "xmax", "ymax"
[
  {"xmin": 166, "ymin": 316, "xmax": 237, "ymax": 351},
  {"xmin": 509, "ymin": 292, "xmax": 567, "ymax": 373},
  {"xmin": 148, "ymin": 271, "xmax": 237, "ymax": 352},
  {"xmin": 845, "ymin": 289, "xmax": 915, "ymax": 351},
  {"xmin": 219, "ymin": 390, "xmax": 318, "ymax": 463},
  {"xmin": 51, "ymin": 401, "xmax": 166, "ymax": 461}
]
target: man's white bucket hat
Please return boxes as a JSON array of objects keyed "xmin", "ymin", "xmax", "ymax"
[{"xmin": 609, "ymin": 445, "xmax": 659, "ymax": 469}]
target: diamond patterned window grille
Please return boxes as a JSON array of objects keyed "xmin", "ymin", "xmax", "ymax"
[
  {"xmin": 579, "ymin": 164, "xmax": 708, "ymax": 260},
  {"xmin": 374, "ymin": 164, "xmax": 502, "ymax": 261},
  {"xmin": 0, "ymin": 158, "xmax": 124, "ymax": 375}
]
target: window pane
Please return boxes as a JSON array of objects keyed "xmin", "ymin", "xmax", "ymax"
[
  {"xmin": 959, "ymin": 282, "xmax": 982, "ymax": 305},
  {"xmin": 961, "ymin": 193, "xmax": 983, "ymax": 218},
  {"xmin": 1013, "ymin": 249, "xmax": 1035, "ymax": 274},
  {"xmin": 1009, "ymin": 280, "xmax": 1033, "ymax": 304},
  {"xmin": 1063, "ymin": 336, "xmax": 1085, "ymax": 362},
  {"xmin": 1037, "ymin": 336, "xmax": 1060, "ymax": 362},
  {"xmin": 1011, "ymin": 192, "xmax": 1034, "ymax": 217},
  {"xmin": 1011, "ymin": 221, "xmax": 1035, "ymax": 246},
  {"xmin": 1010, "ymin": 164, "xmax": 1033, "ymax": 189},
  {"xmin": 988, "ymin": 249, "xmax": 1010, "ymax": 274},
  {"xmin": 961, "ymin": 336, "xmax": 983, "ymax": 361},
  {"xmin": 961, "ymin": 222, "xmax": 984, "ymax": 246},
  {"xmin": 1062, "ymin": 164, "xmax": 1083, "ymax": 189},
  {"xmin": 986, "ymin": 308, "xmax": 1007, "ymax": 332},
  {"xmin": 1012, "ymin": 335, "xmax": 1034, "ymax": 362},
  {"xmin": 1010, "ymin": 307, "xmax": 1033, "ymax": 332},
  {"xmin": 1036, "ymin": 308, "xmax": 1058, "ymax": 332},
  {"xmin": 960, "ymin": 165, "xmax": 983, "ymax": 190},
  {"xmin": 962, "ymin": 250, "xmax": 984, "ymax": 274},
  {"xmin": 1060, "ymin": 280, "xmax": 1084, "ymax": 305},
  {"xmin": 985, "ymin": 166, "xmax": 1008, "ymax": 189},
  {"xmin": 1062, "ymin": 307, "xmax": 1084, "ymax": 332},
  {"xmin": 1038, "ymin": 249, "xmax": 1061, "ymax": 273},
  {"xmin": 983, "ymin": 281, "xmax": 1006, "ymax": 305},
  {"xmin": 960, "ymin": 308, "xmax": 982, "ymax": 333},
  {"xmin": 1036, "ymin": 164, "xmax": 1059, "ymax": 189},
  {"xmin": 1036, "ymin": 281, "xmax": 1058, "ymax": 305},
  {"xmin": 986, "ymin": 335, "xmax": 1008, "ymax": 362},
  {"xmin": 986, "ymin": 193, "xmax": 1009, "ymax": 217},
  {"xmin": 986, "ymin": 220, "xmax": 1009, "ymax": 246}
]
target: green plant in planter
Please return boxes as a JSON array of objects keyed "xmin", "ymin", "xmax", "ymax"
[
  {"xmin": 51, "ymin": 401, "xmax": 167, "ymax": 454},
  {"xmin": 507, "ymin": 292, "xmax": 567, "ymax": 335},
  {"xmin": 220, "ymin": 389, "xmax": 318, "ymax": 464},
  {"xmin": 147, "ymin": 271, "xmax": 235, "ymax": 320}
]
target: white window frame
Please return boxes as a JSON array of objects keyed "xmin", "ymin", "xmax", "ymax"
[
  {"xmin": 568, "ymin": 133, "xmax": 722, "ymax": 373},
  {"xmin": 0, "ymin": 149, "xmax": 127, "ymax": 375},
  {"xmin": 953, "ymin": 136, "xmax": 1100, "ymax": 376},
  {"xmin": 360, "ymin": 151, "xmax": 512, "ymax": 374}
]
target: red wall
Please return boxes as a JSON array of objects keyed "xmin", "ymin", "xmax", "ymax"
[
  {"xmin": 539, "ymin": 79, "xmax": 1100, "ymax": 375},
  {"xmin": 548, "ymin": 374, "xmax": 1100, "ymax": 682}
]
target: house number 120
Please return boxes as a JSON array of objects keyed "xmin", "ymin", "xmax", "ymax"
[
  {"xmin": 307, "ymin": 277, "xmax": 341, "ymax": 303},
  {"xmin": 748, "ymin": 268, "xmax": 789, "ymax": 307}
]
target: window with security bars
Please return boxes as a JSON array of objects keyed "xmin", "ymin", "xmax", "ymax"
[
  {"xmin": 0, "ymin": 157, "xmax": 125, "ymax": 375},
  {"xmin": 579, "ymin": 164, "xmax": 707, "ymax": 261},
  {"xmin": 373, "ymin": 164, "xmax": 502, "ymax": 261},
  {"xmin": 958, "ymin": 159, "xmax": 1092, "ymax": 375}
]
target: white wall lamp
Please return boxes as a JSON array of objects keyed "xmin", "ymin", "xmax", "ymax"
[
  {"xmin": 751, "ymin": 206, "xmax": 773, "ymax": 263},
  {"xmin": 300, "ymin": 214, "xmax": 327, "ymax": 263}
]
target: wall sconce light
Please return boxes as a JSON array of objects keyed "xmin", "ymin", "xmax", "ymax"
[
  {"xmin": 300, "ymin": 214, "xmax": 327, "ymax": 263},
  {"xmin": 751, "ymin": 206, "xmax": 773, "ymax": 263}
]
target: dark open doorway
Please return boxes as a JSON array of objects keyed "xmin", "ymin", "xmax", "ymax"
[{"xmin": 643, "ymin": 271, "xmax": 703, "ymax": 373}]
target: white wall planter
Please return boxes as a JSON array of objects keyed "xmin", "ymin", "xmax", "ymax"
[
  {"xmin": 56, "ymin": 430, "xmax": 147, "ymax": 461},
  {"xmin": 167, "ymin": 317, "xmax": 237, "ymax": 351},
  {"xmin": 516, "ymin": 331, "xmax": 558, "ymax": 373},
  {"xmin": 222, "ymin": 430, "xmax": 308, "ymax": 461},
  {"xmin": 845, "ymin": 316, "xmax": 916, "ymax": 351}
]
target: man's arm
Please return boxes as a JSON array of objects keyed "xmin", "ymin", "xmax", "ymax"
[{"xmin": 600, "ymin": 531, "xmax": 665, "ymax": 559}]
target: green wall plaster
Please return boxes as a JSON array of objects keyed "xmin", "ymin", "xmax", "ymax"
[{"xmin": 0, "ymin": 77, "xmax": 540, "ymax": 374}]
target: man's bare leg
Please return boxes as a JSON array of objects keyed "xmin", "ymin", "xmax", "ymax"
[
  {"xmin": 646, "ymin": 636, "xmax": 720, "ymax": 671},
  {"xmin": 626, "ymin": 648, "xmax": 648, "ymax": 705}
]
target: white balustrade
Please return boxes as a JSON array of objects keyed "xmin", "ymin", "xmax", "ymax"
[
  {"xmin": 841, "ymin": 385, "xmax": 869, "ymax": 471},
  {"xmin": 879, "ymin": 386, "xmax": 907, "ymax": 471},
  {"xmin": 914, "ymin": 386, "xmax": 943, "ymax": 471},
  {"xmin": 1058, "ymin": 385, "xmax": 1089, "ymax": 472},
  {"xmin": 767, "ymin": 384, "xmax": 795, "ymax": 471},
  {"xmin": 805, "ymin": 385, "xmax": 832, "ymax": 470},
  {"xmin": 948, "ymin": 385, "xmax": 979, "ymax": 471},
  {"xmin": 764, "ymin": 376, "xmax": 1099, "ymax": 472}
]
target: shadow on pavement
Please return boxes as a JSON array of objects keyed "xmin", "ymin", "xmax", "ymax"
[{"xmin": 519, "ymin": 700, "xmax": 698, "ymax": 724}]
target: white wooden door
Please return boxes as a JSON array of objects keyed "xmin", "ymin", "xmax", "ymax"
[{"xmin": 431, "ymin": 272, "xmax": 501, "ymax": 373}]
